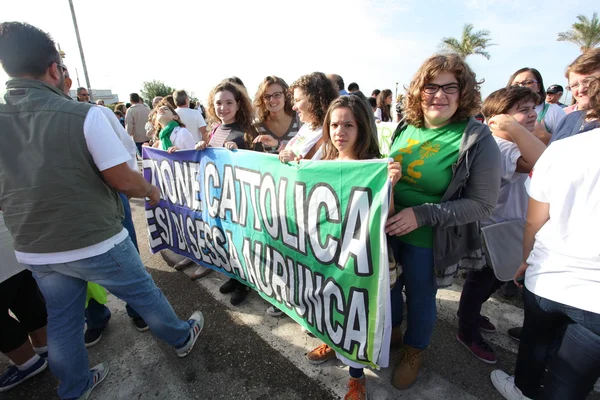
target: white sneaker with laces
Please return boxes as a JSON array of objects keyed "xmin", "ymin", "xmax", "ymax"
[
  {"xmin": 175, "ymin": 311, "xmax": 204, "ymax": 358},
  {"xmin": 77, "ymin": 363, "xmax": 109, "ymax": 400},
  {"xmin": 490, "ymin": 370, "xmax": 532, "ymax": 400}
]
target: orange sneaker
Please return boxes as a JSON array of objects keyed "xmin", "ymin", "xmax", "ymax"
[
  {"xmin": 306, "ymin": 343, "xmax": 335, "ymax": 365},
  {"xmin": 344, "ymin": 376, "xmax": 367, "ymax": 400}
]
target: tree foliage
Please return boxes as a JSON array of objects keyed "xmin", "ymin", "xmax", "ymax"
[
  {"xmin": 440, "ymin": 23, "xmax": 495, "ymax": 60},
  {"xmin": 140, "ymin": 80, "xmax": 175, "ymax": 106},
  {"xmin": 557, "ymin": 12, "xmax": 600, "ymax": 53}
]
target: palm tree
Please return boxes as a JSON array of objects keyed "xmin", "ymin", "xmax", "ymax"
[
  {"xmin": 557, "ymin": 13, "xmax": 600, "ymax": 53},
  {"xmin": 440, "ymin": 23, "xmax": 495, "ymax": 60}
]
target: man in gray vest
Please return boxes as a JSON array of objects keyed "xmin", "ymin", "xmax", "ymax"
[{"xmin": 0, "ymin": 22, "xmax": 204, "ymax": 400}]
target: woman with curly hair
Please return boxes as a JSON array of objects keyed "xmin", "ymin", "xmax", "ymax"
[
  {"xmin": 196, "ymin": 80, "xmax": 262, "ymax": 152},
  {"xmin": 252, "ymin": 76, "xmax": 301, "ymax": 153},
  {"xmin": 384, "ymin": 53, "xmax": 501, "ymax": 390},
  {"xmin": 375, "ymin": 88, "xmax": 393, "ymax": 122},
  {"xmin": 278, "ymin": 72, "xmax": 338, "ymax": 163},
  {"xmin": 195, "ymin": 80, "xmax": 263, "ymax": 305}
]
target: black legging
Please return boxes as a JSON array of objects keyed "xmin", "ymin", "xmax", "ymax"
[{"xmin": 0, "ymin": 270, "xmax": 47, "ymax": 353}]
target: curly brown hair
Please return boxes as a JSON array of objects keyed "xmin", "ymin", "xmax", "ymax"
[
  {"xmin": 322, "ymin": 96, "xmax": 381, "ymax": 161},
  {"xmin": 207, "ymin": 81, "xmax": 258, "ymax": 148},
  {"xmin": 253, "ymin": 76, "xmax": 294, "ymax": 123},
  {"xmin": 404, "ymin": 54, "xmax": 483, "ymax": 128},
  {"xmin": 587, "ymin": 77, "xmax": 600, "ymax": 120},
  {"xmin": 289, "ymin": 72, "xmax": 338, "ymax": 129}
]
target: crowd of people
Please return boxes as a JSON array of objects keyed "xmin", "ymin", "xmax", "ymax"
[{"xmin": 0, "ymin": 21, "xmax": 599, "ymax": 400}]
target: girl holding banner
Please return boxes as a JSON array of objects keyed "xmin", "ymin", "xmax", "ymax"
[
  {"xmin": 252, "ymin": 76, "xmax": 301, "ymax": 154},
  {"xmin": 384, "ymin": 54, "xmax": 501, "ymax": 390},
  {"xmin": 305, "ymin": 95, "xmax": 401, "ymax": 400},
  {"xmin": 269, "ymin": 72, "xmax": 338, "ymax": 317},
  {"xmin": 195, "ymin": 80, "xmax": 263, "ymax": 305},
  {"xmin": 278, "ymin": 72, "xmax": 338, "ymax": 164}
]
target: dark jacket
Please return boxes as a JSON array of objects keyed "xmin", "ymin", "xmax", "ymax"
[{"xmin": 391, "ymin": 118, "xmax": 501, "ymax": 276}]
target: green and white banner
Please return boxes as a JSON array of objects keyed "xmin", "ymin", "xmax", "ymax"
[{"xmin": 143, "ymin": 147, "xmax": 392, "ymax": 368}]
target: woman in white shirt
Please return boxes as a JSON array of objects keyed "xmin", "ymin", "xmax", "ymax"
[
  {"xmin": 278, "ymin": 72, "xmax": 338, "ymax": 163},
  {"xmin": 507, "ymin": 68, "xmax": 566, "ymax": 142},
  {"xmin": 153, "ymin": 103, "xmax": 196, "ymax": 152},
  {"xmin": 491, "ymin": 78, "xmax": 600, "ymax": 400}
]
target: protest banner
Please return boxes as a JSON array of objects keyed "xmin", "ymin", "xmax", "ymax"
[
  {"xmin": 376, "ymin": 121, "xmax": 398, "ymax": 157},
  {"xmin": 142, "ymin": 147, "xmax": 391, "ymax": 368}
]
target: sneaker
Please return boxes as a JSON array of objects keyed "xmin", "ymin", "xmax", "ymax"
[
  {"xmin": 266, "ymin": 306, "xmax": 283, "ymax": 317},
  {"xmin": 219, "ymin": 278, "xmax": 238, "ymax": 294},
  {"xmin": 230, "ymin": 283, "xmax": 249, "ymax": 306},
  {"xmin": 0, "ymin": 357, "xmax": 48, "ymax": 392},
  {"xmin": 508, "ymin": 327, "xmax": 522, "ymax": 341},
  {"xmin": 132, "ymin": 317, "xmax": 149, "ymax": 332},
  {"xmin": 175, "ymin": 311, "xmax": 204, "ymax": 358},
  {"xmin": 84, "ymin": 328, "xmax": 103, "ymax": 348},
  {"xmin": 77, "ymin": 363, "xmax": 110, "ymax": 400},
  {"xmin": 500, "ymin": 281, "xmax": 518, "ymax": 299},
  {"xmin": 344, "ymin": 376, "xmax": 367, "ymax": 400},
  {"xmin": 456, "ymin": 333, "xmax": 497, "ymax": 364},
  {"xmin": 306, "ymin": 344, "xmax": 336, "ymax": 365},
  {"xmin": 490, "ymin": 370, "xmax": 532, "ymax": 400},
  {"xmin": 478, "ymin": 315, "xmax": 496, "ymax": 333}
]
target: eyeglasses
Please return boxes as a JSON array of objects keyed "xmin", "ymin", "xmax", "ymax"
[
  {"xmin": 423, "ymin": 83, "xmax": 460, "ymax": 94},
  {"xmin": 566, "ymin": 76, "xmax": 598, "ymax": 91},
  {"xmin": 511, "ymin": 79, "xmax": 538, "ymax": 87},
  {"xmin": 263, "ymin": 92, "xmax": 283, "ymax": 101}
]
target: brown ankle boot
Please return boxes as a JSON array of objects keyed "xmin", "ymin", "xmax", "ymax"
[{"xmin": 391, "ymin": 345, "xmax": 424, "ymax": 390}]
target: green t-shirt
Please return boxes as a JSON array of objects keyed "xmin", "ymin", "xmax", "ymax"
[{"xmin": 389, "ymin": 121, "xmax": 466, "ymax": 248}]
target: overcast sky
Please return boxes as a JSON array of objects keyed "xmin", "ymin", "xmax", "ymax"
[{"xmin": 1, "ymin": 0, "xmax": 596, "ymax": 104}]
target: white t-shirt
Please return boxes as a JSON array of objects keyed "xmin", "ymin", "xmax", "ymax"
[
  {"xmin": 0, "ymin": 211, "xmax": 25, "ymax": 284},
  {"xmin": 536, "ymin": 103, "xmax": 566, "ymax": 135},
  {"xmin": 175, "ymin": 107, "xmax": 207, "ymax": 143},
  {"xmin": 285, "ymin": 124, "xmax": 323, "ymax": 160},
  {"xmin": 484, "ymin": 137, "xmax": 528, "ymax": 226},
  {"xmin": 97, "ymin": 105, "xmax": 138, "ymax": 171},
  {"xmin": 525, "ymin": 128, "xmax": 600, "ymax": 314},
  {"xmin": 15, "ymin": 107, "xmax": 131, "ymax": 265},
  {"xmin": 170, "ymin": 126, "xmax": 196, "ymax": 150}
]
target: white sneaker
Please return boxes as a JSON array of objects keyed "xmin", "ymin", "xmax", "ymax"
[
  {"xmin": 175, "ymin": 311, "xmax": 204, "ymax": 358},
  {"xmin": 265, "ymin": 306, "xmax": 284, "ymax": 317},
  {"xmin": 490, "ymin": 370, "xmax": 532, "ymax": 400},
  {"xmin": 77, "ymin": 363, "xmax": 109, "ymax": 400}
]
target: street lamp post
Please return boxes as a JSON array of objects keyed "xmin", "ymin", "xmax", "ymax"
[{"xmin": 68, "ymin": 0, "xmax": 92, "ymax": 100}]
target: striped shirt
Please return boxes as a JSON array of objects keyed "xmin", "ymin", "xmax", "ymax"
[{"xmin": 256, "ymin": 113, "xmax": 302, "ymax": 153}]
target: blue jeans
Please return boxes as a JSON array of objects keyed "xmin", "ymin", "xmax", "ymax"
[
  {"xmin": 27, "ymin": 238, "xmax": 190, "ymax": 400},
  {"xmin": 389, "ymin": 240, "xmax": 437, "ymax": 349},
  {"xmin": 85, "ymin": 192, "xmax": 141, "ymax": 328},
  {"xmin": 515, "ymin": 286, "xmax": 600, "ymax": 399}
]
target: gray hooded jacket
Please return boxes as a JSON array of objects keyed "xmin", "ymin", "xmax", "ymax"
[{"xmin": 391, "ymin": 118, "xmax": 501, "ymax": 276}]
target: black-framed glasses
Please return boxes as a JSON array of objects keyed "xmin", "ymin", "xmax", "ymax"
[
  {"xmin": 566, "ymin": 76, "xmax": 598, "ymax": 91},
  {"xmin": 423, "ymin": 83, "xmax": 460, "ymax": 94},
  {"xmin": 263, "ymin": 91, "xmax": 283, "ymax": 101},
  {"xmin": 511, "ymin": 79, "xmax": 538, "ymax": 87}
]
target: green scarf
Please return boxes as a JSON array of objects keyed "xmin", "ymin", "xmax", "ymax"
[{"xmin": 159, "ymin": 121, "xmax": 179, "ymax": 150}]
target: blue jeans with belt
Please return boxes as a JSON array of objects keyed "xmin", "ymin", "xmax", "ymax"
[
  {"xmin": 515, "ymin": 286, "xmax": 600, "ymax": 399},
  {"xmin": 27, "ymin": 238, "xmax": 190, "ymax": 400},
  {"xmin": 85, "ymin": 192, "xmax": 140, "ymax": 329},
  {"xmin": 389, "ymin": 240, "xmax": 438, "ymax": 349}
]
